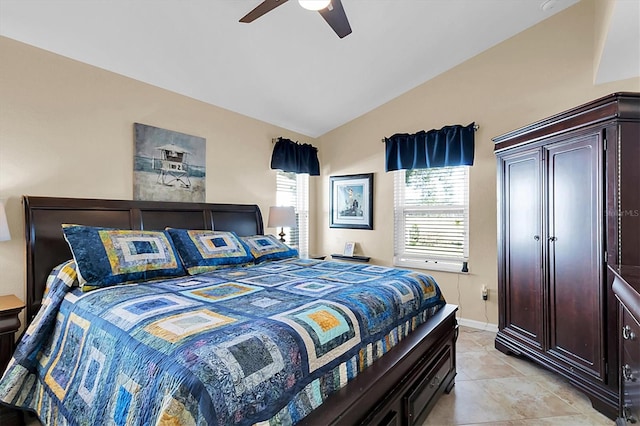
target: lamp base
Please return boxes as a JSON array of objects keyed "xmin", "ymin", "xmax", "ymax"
[{"xmin": 278, "ymin": 228, "xmax": 286, "ymax": 243}]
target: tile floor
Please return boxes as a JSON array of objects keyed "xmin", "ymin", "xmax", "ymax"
[
  {"xmin": 21, "ymin": 327, "xmax": 615, "ymax": 426},
  {"xmin": 423, "ymin": 326, "xmax": 614, "ymax": 425}
]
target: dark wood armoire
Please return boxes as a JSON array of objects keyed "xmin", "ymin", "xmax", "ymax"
[{"xmin": 493, "ymin": 92, "xmax": 640, "ymax": 419}]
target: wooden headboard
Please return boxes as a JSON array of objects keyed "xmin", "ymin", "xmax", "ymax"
[{"xmin": 23, "ymin": 196, "xmax": 264, "ymax": 323}]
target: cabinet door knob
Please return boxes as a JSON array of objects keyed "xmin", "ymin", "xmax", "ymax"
[
  {"xmin": 534, "ymin": 235, "xmax": 540, "ymax": 241},
  {"xmin": 623, "ymin": 364, "xmax": 636, "ymax": 382},
  {"xmin": 623, "ymin": 325, "xmax": 636, "ymax": 340},
  {"xmin": 623, "ymin": 405, "xmax": 637, "ymax": 423}
]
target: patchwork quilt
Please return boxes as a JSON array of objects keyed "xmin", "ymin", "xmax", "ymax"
[{"xmin": 0, "ymin": 258, "xmax": 446, "ymax": 426}]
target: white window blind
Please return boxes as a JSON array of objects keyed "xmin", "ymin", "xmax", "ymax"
[
  {"xmin": 276, "ymin": 171, "xmax": 309, "ymax": 257},
  {"xmin": 393, "ymin": 166, "xmax": 469, "ymax": 272}
]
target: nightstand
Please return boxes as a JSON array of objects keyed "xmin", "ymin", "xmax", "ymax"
[
  {"xmin": 0, "ymin": 295, "xmax": 25, "ymax": 426},
  {"xmin": 0, "ymin": 295, "xmax": 25, "ymax": 375}
]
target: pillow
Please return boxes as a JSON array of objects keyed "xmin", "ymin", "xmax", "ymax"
[
  {"xmin": 240, "ymin": 234, "xmax": 299, "ymax": 263},
  {"xmin": 166, "ymin": 229, "xmax": 254, "ymax": 274},
  {"xmin": 62, "ymin": 224, "xmax": 186, "ymax": 291}
]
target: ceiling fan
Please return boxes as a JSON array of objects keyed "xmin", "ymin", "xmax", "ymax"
[{"xmin": 239, "ymin": 0, "xmax": 352, "ymax": 39}]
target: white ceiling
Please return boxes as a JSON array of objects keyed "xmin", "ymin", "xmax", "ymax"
[
  {"xmin": 595, "ymin": 0, "xmax": 640, "ymax": 84},
  {"xmin": 0, "ymin": 0, "xmax": 589, "ymax": 137}
]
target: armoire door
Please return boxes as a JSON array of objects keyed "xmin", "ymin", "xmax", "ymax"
[
  {"xmin": 546, "ymin": 132, "xmax": 605, "ymax": 380},
  {"xmin": 500, "ymin": 148, "xmax": 544, "ymax": 350}
]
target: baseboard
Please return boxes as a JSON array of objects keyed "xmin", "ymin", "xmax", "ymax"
[{"xmin": 457, "ymin": 317, "xmax": 498, "ymax": 333}]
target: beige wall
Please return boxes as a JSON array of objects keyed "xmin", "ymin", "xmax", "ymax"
[
  {"xmin": 0, "ymin": 37, "xmax": 318, "ymax": 329},
  {"xmin": 0, "ymin": 0, "xmax": 638, "ymax": 333},
  {"xmin": 316, "ymin": 0, "xmax": 640, "ymax": 327}
]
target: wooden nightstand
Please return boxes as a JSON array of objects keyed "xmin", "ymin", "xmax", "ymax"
[
  {"xmin": 0, "ymin": 295, "xmax": 25, "ymax": 375},
  {"xmin": 0, "ymin": 295, "xmax": 25, "ymax": 425}
]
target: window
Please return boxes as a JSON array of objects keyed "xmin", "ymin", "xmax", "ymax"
[
  {"xmin": 276, "ymin": 171, "xmax": 309, "ymax": 257},
  {"xmin": 393, "ymin": 166, "xmax": 469, "ymax": 272}
]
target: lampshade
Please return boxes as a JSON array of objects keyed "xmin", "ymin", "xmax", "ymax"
[
  {"xmin": 267, "ymin": 206, "xmax": 297, "ymax": 228},
  {"xmin": 298, "ymin": 0, "xmax": 331, "ymax": 11},
  {"xmin": 0, "ymin": 202, "xmax": 10, "ymax": 242}
]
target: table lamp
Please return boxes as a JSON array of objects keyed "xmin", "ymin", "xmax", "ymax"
[{"xmin": 267, "ymin": 206, "xmax": 296, "ymax": 243}]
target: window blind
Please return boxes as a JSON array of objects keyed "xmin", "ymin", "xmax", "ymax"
[
  {"xmin": 394, "ymin": 167, "xmax": 469, "ymax": 271},
  {"xmin": 276, "ymin": 171, "xmax": 309, "ymax": 257}
]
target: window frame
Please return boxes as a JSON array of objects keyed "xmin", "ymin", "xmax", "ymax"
[
  {"xmin": 275, "ymin": 170, "xmax": 309, "ymax": 258},
  {"xmin": 393, "ymin": 166, "xmax": 469, "ymax": 273}
]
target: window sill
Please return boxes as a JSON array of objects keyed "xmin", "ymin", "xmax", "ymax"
[{"xmin": 394, "ymin": 258, "xmax": 468, "ymax": 274}]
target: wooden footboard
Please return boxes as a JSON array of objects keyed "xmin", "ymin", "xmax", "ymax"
[{"xmin": 301, "ymin": 304, "xmax": 458, "ymax": 425}]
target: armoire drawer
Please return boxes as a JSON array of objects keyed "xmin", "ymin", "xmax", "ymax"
[{"xmin": 620, "ymin": 306, "xmax": 639, "ymax": 425}]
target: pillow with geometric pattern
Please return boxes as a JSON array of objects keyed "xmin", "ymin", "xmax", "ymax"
[
  {"xmin": 240, "ymin": 234, "xmax": 299, "ymax": 263},
  {"xmin": 166, "ymin": 229, "xmax": 254, "ymax": 274},
  {"xmin": 62, "ymin": 224, "xmax": 186, "ymax": 291}
]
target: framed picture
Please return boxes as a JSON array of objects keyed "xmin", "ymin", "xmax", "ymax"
[
  {"xmin": 133, "ymin": 123, "xmax": 206, "ymax": 202},
  {"xmin": 343, "ymin": 241, "xmax": 356, "ymax": 257},
  {"xmin": 329, "ymin": 173, "xmax": 373, "ymax": 229}
]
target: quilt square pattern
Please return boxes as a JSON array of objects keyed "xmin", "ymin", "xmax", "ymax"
[
  {"xmin": 145, "ymin": 309, "xmax": 237, "ymax": 343},
  {"xmin": 277, "ymin": 279, "xmax": 344, "ymax": 297},
  {"xmin": 166, "ymin": 229, "xmax": 254, "ymax": 274},
  {"xmin": 62, "ymin": 224, "xmax": 185, "ymax": 290},
  {"xmin": 237, "ymin": 274, "xmax": 299, "ymax": 288},
  {"xmin": 219, "ymin": 292, "xmax": 308, "ymax": 316},
  {"xmin": 320, "ymin": 271, "xmax": 377, "ymax": 284},
  {"xmin": 241, "ymin": 235, "xmax": 298, "ymax": 263},
  {"xmin": 104, "ymin": 294, "xmax": 199, "ymax": 330},
  {"xmin": 313, "ymin": 261, "xmax": 356, "ymax": 271},
  {"xmin": 271, "ymin": 301, "xmax": 361, "ymax": 372},
  {"xmin": 44, "ymin": 313, "xmax": 90, "ymax": 400},
  {"xmin": 214, "ymin": 333, "xmax": 285, "ymax": 396},
  {"xmin": 107, "ymin": 372, "xmax": 142, "ymax": 426},
  {"xmin": 183, "ymin": 283, "xmax": 262, "ymax": 302},
  {"xmin": 381, "ymin": 280, "xmax": 417, "ymax": 305}
]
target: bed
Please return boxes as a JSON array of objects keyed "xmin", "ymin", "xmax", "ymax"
[{"xmin": 0, "ymin": 196, "xmax": 458, "ymax": 425}]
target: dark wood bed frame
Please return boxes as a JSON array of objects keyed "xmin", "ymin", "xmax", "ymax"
[{"xmin": 22, "ymin": 195, "xmax": 458, "ymax": 425}]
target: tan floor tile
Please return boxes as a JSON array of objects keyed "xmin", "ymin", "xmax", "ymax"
[
  {"xmin": 430, "ymin": 328, "xmax": 616, "ymax": 426},
  {"xmin": 456, "ymin": 350, "xmax": 524, "ymax": 380},
  {"xmin": 424, "ymin": 379, "xmax": 524, "ymax": 425},
  {"xmin": 497, "ymin": 353, "xmax": 555, "ymax": 377},
  {"xmin": 456, "ymin": 332, "xmax": 487, "ymax": 352},
  {"xmin": 527, "ymin": 372, "xmax": 600, "ymax": 415},
  {"xmin": 462, "ymin": 414, "xmax": 610, "ymax": 425},
  {"xmin": 480, "ymin": 377, "xmax": 580, "ymax": 419}
]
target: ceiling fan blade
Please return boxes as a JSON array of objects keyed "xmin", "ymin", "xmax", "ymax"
[
  {"xmin": 240, "ymin": 0, "xmax": 289, "ymax": 23},
  {"xmin": 318, "ymin": 0, "xmax": 352, "ymax": 38}
]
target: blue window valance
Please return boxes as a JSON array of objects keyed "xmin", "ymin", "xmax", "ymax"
[
  {"xmin": 384, "ymin": 123, "xmax": 476, "ymax": 172},
  {"xmin": 270, "ymin": 138, "xmax": 320, "ymax": 176}
]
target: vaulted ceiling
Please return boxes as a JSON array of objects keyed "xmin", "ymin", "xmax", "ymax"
[{"xmin": 2, "ymin": 0, "xmax": 635, "ymax": 138}]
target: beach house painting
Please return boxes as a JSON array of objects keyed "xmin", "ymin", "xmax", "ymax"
[{"xmin": 133, "ymin": 123, "xmax": 206, "ymax": 202}]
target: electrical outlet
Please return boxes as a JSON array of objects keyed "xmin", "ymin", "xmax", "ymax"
[{"xmin": 482, "ymin": 285, "xmax": 488, "ymax": 301}]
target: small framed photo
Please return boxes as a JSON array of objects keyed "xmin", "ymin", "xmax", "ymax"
[
  {"xmin": 343, "ymin": 241, "xmax": 356, "ymax": 257},
  {"xmin": 329, "ymin": 173, "xmax": 374, "ymax": 229}
]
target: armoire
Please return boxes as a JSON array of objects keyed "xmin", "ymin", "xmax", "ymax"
[{"xmin": 493, "ymin": 92, "xmax": 640, "ymax": 419}]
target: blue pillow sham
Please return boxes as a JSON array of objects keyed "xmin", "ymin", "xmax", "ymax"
[
  {"xmin": 62, "ymin": 224, "xmax": 186, "ymax": 291},
  {"xmin": 240, "ymin": 234, "xmax": 299, "ymax": 263},
  {"xmin": 166, "ymin": 229, "xmax": 254, "ymax": 274}
]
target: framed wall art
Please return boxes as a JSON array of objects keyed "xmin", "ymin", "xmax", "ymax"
[
  {"xmin": 329, "ymin": 173, "xmax": 373, "ymax": 229},
  {"xmin": 133, "ymin": 123, "xmax": 206, "ymax": 202}
]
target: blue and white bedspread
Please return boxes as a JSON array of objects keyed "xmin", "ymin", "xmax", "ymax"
[{"xmin": 0, "ymin": 258, "xmax": 446, "ymax": 425}]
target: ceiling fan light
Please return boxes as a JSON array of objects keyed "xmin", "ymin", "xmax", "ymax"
[{"xmin": 298, "ymin": 0, "xmax": 331, "ymax": 11}]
